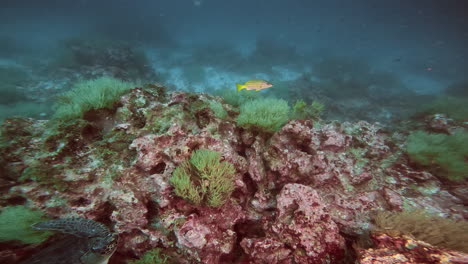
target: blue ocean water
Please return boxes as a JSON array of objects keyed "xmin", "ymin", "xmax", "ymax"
[{"xmin": 1, "ymin": 0, "xmax": 467, "ymax": 123}]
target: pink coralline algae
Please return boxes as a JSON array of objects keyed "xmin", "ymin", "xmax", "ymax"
[
  {"xmin": 260, "ymin": 119, "xmax": 465, "ymax": 236},
  {"xmin": 242, "ymin": 184, "xmax": 346, "ymax": 264},
  {"xmin": 264, "ymin": 120, "xmax": 390, "ymax": 187},
  {"xmin": 321, "ymin": 123, "xmax": 351, "ymax": 151},
  {"xmin": 173, "ymin": 202, "xmax": 245, "ymax": 263},
  {"xmin": 176, "ymin": 216, "xmax": 211, "ymax": 249},
  {"xmin": 382, "ymin": 188, "xmax": 403, "ymax": 211},
  {"xmin": 349, "ymin": 171, "xmax": 373, "ymax": 185},
  {"xmin": 1, "ymin": 88, "xmax": 467, "ymax": 264},
  {"xmin": 130, "ymin": 126, "xmax": 248, "ymax": 177},
  {"xmin": 240, "ymin": 237, "xmax": 292, "ymax": 264},
  {"xmin": 108, "ymin": 188, "xmax": 149, "ymax": 232}
]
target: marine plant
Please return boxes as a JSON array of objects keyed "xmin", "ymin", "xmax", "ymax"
[
  {"xmin": 406, "ymin": 130, "xmax": 468, "ymax": 181},
  {"xmin": 169, "ymin": 149, "xmax": 236, "ymax": 207},
  {"xmin": 218, "ymin": 89, "xmax": 260, "ymax": 107},
  {"xmin": 209, "ymin": 101, "xmax": 227, "ymax": 119},
  {"xmin": 53, "ymin": 76, "xmax": 137, "ymax": 121},
  {"xmin": 0, "ymin": 205, "xmax": 52, "ymax": 244},
  {"xmin": 373, "ymin": 210, "xmax": 468, "ymax": 253},
  {"xmin": 128, "ymin": 248, "xmax": 170, "ymax": 264},
  {"xmin": 236, "ymin": 98, "xmax": 290, "ymax": 133},
  {"xmin": 292, "ymin": 99, "xmax": 324, "ymax": 120}
]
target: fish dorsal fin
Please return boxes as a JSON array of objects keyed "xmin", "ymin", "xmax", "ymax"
[{"xmin": 245, "ymin": 79, "xmax": 265, "ymax": 84}]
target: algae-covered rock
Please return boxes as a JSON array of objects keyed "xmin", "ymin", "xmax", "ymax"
[{"xmin": 1, "ymin": 86, "xmax": 466, "ymax": 264}]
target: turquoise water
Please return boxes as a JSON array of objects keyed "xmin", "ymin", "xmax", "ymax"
[{"xmin": 1, "ymin": 0, "xmax": 467, "ymax": 123}]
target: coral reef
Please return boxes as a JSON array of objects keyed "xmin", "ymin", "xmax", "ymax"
[
  {"xmin": 0, "ymin": 85, "xmax": 466, "ymax": 263},
  {"xmin": 241, "ymin": 184, "xmax": 345, "ymax": 263}
]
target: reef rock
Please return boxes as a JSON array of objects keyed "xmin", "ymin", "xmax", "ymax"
[
  {"xmin": 242, "ymin": 183, "xmax": 346, "ymax": 263},
  {"xmin": 1, "ymin": 87, "xmax": 467, "ymax": 264}
]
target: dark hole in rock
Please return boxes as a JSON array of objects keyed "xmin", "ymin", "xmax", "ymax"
[
  {"xmin": 69, "ymin": 197, "xmax": 91, "ymax": 207},
  {"xmin": 243, "ymin": 173, "xmax": 258, "ymax": 194},
  {"xmin": 297, "ymin": 142, "xmax": 315, "ymax": 155},
  {"xmin": 6, "ymin": 196, "xmax": 27, "ymax": 205},
  {"xmin": 94, "ymin": 202, "xmax": 116, "ymax": 227},
  {"xmin": 149, "ymin": 162, "xmax": 166, "ymax": 174},
  {"xmin": 222, "ymin": 220, "xmax": 266, "ymax": 263},
  {"xmin": 235, "ymin": 220, "xmax": 266, "ymax": 239},
  {"xmin": 83, "ymin": 108, "xmax": 117, "ymax": 135},
  {"xmin": 81, "ymin": 123, "xmax": 102, "ymax": 142},
  {"xmin": 146, "ymin": 200, "xmax": 160, "ymax": 220},
  {"xmin": 195, "ymin": 109, "xmax": 211, "ymax": 129}
]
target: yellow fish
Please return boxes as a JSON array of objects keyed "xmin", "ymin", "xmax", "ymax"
[{"xmin": 236, "ymin": 80, "xmax": 273, "ymax": 92}]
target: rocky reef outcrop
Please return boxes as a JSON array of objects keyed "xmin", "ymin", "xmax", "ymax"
[{"xmin": 0, "ymin": 85, "xmax": 466, "ymax": 263}]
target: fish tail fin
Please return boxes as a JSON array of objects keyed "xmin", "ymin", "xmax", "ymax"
[{"xmin": 236, "ymin": 83, "xmax": 245, "ymax": 92}]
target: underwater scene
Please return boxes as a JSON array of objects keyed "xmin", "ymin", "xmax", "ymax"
[{"xmin": 0, "ymin": 0, "xmax": 467, "ymax": 263}]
